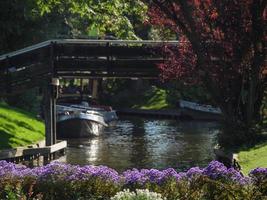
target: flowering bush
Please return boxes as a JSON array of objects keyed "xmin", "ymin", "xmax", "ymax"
[
  {"xmin": 0, "ymin": 160, "xmax": 266, "ymax": 199},
  {"xmin": 111, "ymin": 189, "xmax": 166, "ymax": 200}
]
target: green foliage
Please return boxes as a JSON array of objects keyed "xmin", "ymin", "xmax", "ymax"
[
  {"xmin": 0, "ymin": 0, "xmax": 41, "ymax": 53},
  {"xmin": 36, "ymin": 178, "xmax": 120, "ymax": 200},
  {"xmin": 101, "ymin": 79, "xmax": 213, "ymax": 110},
  {"xmin": 134, "ymin": 86, "xmax": 169, "ymax": 110},
  {"xmin": 101, "ymin": 82, "xmax": 173, "ymax": 109},
  {"xmin": 0, "ymin": 0, "xmax": 147, "ymax": 55},
  {"xmin": 36, "ymin": 0, "xmax": 147, "ymax": 39},
  {"xmin": 165, "ymin": 81, "xmax": 213, "ymax": 105}
]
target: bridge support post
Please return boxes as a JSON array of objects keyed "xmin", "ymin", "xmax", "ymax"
[
  {"xmin": 92, "ymin": 79, "xmax": 99, "ymax": 99},
  {"xmin": 43, "ymin": 78, "xmax": 59, "ymax": 146}
]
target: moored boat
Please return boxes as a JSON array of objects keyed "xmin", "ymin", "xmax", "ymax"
[
  {"xmin": 179, "ymin": 100, "xmax": 222, "ymax": 120},
  {"xmin": 56, "ymin": 105, "xmax": 106, "ymax": 138},
  {"xmin": 56, "ymin": 96, "xmax": 118, "ymax": 138}
]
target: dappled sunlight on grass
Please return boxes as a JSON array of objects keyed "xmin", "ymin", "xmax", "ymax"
[
  {"xmin": 238, "ymin": 141, "xmax": 267, "ymax": 175},
  {"xmin": 0, "ymin": 103, "xmax": 45, "ymax": 149}
]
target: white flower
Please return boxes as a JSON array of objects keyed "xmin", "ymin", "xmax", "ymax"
[{"xmin": 111, "ymin": 189, "xmax": 166, "ymax": 200}]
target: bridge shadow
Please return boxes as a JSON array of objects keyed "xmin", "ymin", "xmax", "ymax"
[
  {"xmin": 0, "ymin": 130, "xmax": 14, "ymax": 149},
  {"xmin": 0, "ymin": 123, "xmax": 33, "ymax": 149},
  {"xmin": 0, "ymin": 113, "xmax": 43, "ymax": 134},
  {"xmin": 237, "ymin": 139, "xmax": 267, "ymax": 152}
]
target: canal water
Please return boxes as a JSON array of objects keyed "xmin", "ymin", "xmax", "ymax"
[{"xmin": 57, "ymin": 116, "xmax": 220, "ymax": 172}]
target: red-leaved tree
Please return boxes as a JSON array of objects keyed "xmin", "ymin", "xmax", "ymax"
[{"xmin": 144, "ymin": 0, "xmax": 266, "ymax": 147}]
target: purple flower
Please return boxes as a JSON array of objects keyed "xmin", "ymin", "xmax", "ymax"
[
  {"xmin": 123, "ymin": 167, "xmax": 184, "ymax": 185},
  {"xmin": 186, "ymin": 167, "xmax": 203, "ymax": 178},
  {"xmin": 0, "ymin": 161, "xmax": 34, "ymax": 178},
  {"xmin": 249, "ymin": 167, "xmax": 267, "ymax": 183},
  {"xmin": 65, "ymin": 165, "xmax": 120, "ymax": 182},
  {"xmin": 0, "ymin": 160, "xmax": 258, "ymax": 188},
  {"xmin": 123, "ymin": 169, "xmax": 146, "ymax": 184},
  {"xmin": 249, "ymin": 168, "xmax": 267, "ymax": 177},
  {"xmin": 203, "ymin": 161, "xmax": 227, "ymax": 179},
  {"xmin": 203, "ymin": 161, "xmax": 250, "ymax": 184}
]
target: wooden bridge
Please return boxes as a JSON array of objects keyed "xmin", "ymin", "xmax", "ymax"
[
  {"xmin": 0, "ymin": 39, "xmax": 179, "ymax": 95},
  {"xmin": 0, "ymin": 39, "xmax": 178, "ymax": 148}
]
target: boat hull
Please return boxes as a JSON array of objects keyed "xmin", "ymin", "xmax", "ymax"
[
  {"xmin": 56, "ymin": 112, "xmax": 107, "ymax": 138},
  {"xmin": 179, "ymin": 100, "xmax": 222, "ymax": 121},
  {"xmin": 57, "ymin": 118, "xmax": 104, "ymax": 138},
  {"xmin": 56, "ymin": 103, "xmax": 118, "ymax": 138},
  {"xmin": 181, "ymin": 108, "xmax": 222, "ymax": 121}
]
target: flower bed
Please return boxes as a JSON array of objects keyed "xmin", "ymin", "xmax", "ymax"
[{"xmin": 0, "ymin": 160, "xmax": 266, "ymax": 199}]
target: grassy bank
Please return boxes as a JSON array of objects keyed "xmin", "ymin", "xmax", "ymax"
[
  {"xmin": 106, "ymin": 86, "xmax": 174, "ymax": 110},
  {"xmin": 238, "ymin": 141, "xmax": 267, "ymax": 175},
  {"xmin": 0, "ymin": 102, "xmax": 45, "ymax": 149},
  {"xmin": 132, "ymin": 86, "xmax": 171, "ymax": 110}
]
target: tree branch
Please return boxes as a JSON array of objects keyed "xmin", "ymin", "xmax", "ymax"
[{"xmin": 150, "ymin": 0, "xmax": 190, "ymax": 36}]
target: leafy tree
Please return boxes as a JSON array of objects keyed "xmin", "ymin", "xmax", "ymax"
[
  {"xmin": 143, "ymin": 0, "xmax": 267, "ymax": 147},
  {"xmin": 0, "ymin": 0, "xmax": 41, "ymax": 53},
  {"xmin": 0, "ymin": 0, "xmax": 147, "ymax": 54},
  {"xmin": 0, "ymin": 0, "xmax": 147, "ymax": 111},
  {"xmin": 36, "ymin": 0, "xmax": 147, "ymax": 39}
]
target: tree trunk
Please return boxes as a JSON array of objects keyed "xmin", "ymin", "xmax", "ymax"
[{"xmin": 218, "ymin": 76, "xmax": 264, "ymax": 148}]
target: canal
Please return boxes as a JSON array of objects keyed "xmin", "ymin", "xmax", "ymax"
[{"xmin": 58, "ymin": 116, "xmax": 220, "ymax": 172}]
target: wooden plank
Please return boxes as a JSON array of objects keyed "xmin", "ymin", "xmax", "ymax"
[
  {"xmin": 55, "ymin": 44, "xmax": 159, "ymax": 57},
  {"xmin": 55, "ymin": 44, "xmax": 109, "ymax": 57},
  {"xmin": 0, "ymin": 40, "xmax": 52, "ymax": 61},
  {"xmin": 0, "ymin": 141, "xmax": 67, "ymax": 159},
  {"xmin": 50, "ymin": 140, "xmax": 67, "ymax": 153},
  {"xmin": 56, "ymin": 59, "xmax": 108, "ymax": 70},
  {"xmin": 0, "ymin": 148, "xmax": 24, "ymax": 159},
  {"xmin": 23, "ymin": 140, "xmax": 67, "ymax": 155},
  {"xmin": 56, "ymin": 59, "xmax": 162, "ymax": 71},
  {"xmin": 56, "ymin": 71, "xmax": 159, "ymax": 78},
  {"xmin": 54, "ymin": 39, "xmax": 179, "ymax": 45},
  {"xmin": 56, "ymin": 69, "xmax": 159, "ymax": 77},
  {"xmin": 109, "ymin": 46, "xmax": 158, "ymax": 57},
  {"xmin": 23, "ymin": 147, "xmax": 50, "ymax": 155}
]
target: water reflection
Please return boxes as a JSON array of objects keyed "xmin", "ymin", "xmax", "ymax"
[{"xmin": 57, "ymin": 117, "xmax": 220, "ymax": 172}]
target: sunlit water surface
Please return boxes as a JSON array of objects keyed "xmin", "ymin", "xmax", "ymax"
[{"xmin": 57, "ymin": 116, "xmax": 220, "ymax": 172}]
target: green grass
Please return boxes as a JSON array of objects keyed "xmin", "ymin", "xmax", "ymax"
[
  {"xmin": 238, "ymin": 141, "xmax": 267, "ymax": 175},
  {"xmin": 132, "ymin": 86, "xmax": 172, "ymax": 110},
  {"xmin": 0, "ymin": 102, "xmax": 45, "ymax": 149}
]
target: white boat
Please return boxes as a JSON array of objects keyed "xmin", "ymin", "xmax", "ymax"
[
  {"xmin": 56, "ymin": 101, "xmax": 118, "ymax": 138},
  {"xmin": 179, "ymin": 100, "xmax": 222, "ymax": 120}
]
